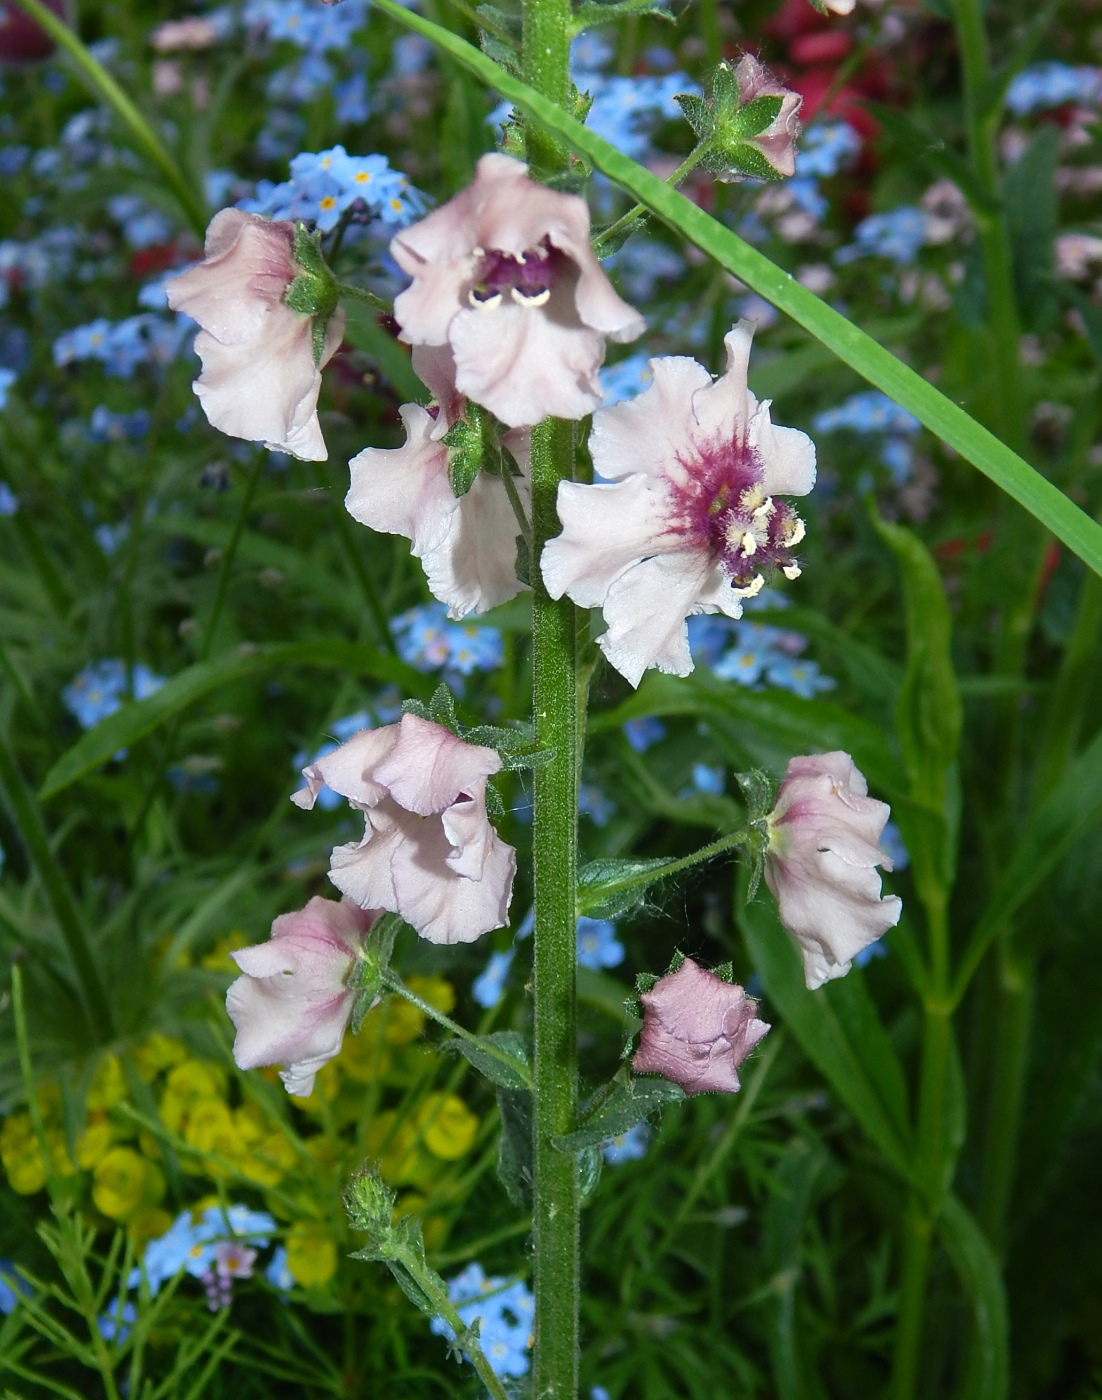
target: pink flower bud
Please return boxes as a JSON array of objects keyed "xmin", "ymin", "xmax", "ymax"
[
  {"xmin": 730, "ymin": 55, "xmax": 803, "ymax": 181},
  {"xmin": 764, "ymin": 752, "xmax": 903, "ymax": 990},
  {"xmin": 166, "ymin": 209, "xmax": 344, "ymax": 461},
  {"xmin": 632, "ymin": 957, "xmax": 770, "ymax": 1094},
  {"xmin": 226, "ymin": 896, "xmax": 379, "ymax": 1096}
]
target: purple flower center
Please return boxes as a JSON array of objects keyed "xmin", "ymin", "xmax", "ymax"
[
  {"xmin": 667, "ymin": 434, "xmax": 805, "ymax": 588},
  {"xmin": 468, "ymin": 239, "xmax": 558, "ymax": 309}
]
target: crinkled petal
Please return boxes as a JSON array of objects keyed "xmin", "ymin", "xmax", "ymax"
[
  {"xmin": 291, "ymin": 725, "xmax": 398, "ymax": 809},
  {"xmin": 167, "ymin": 211, "xmax": 295, "ymax": 343},
  {"xmin": 448, "ymin": 295, "xmax": 605, "ymax": 427},
  {"xmin": 441, "ymin": 781, "xmax": 492, "ymax": 880},
  {"xmin": 372, "ymin": 713, "xmax": 501, "ymax": 816},
  {"xmin": 411, "ymin": 343, "xmax": 463, "ymax": 434},
  {"xmin": 327, "ymin": 803, "xmax": 412, "ymax": 913},
  {"xmin": 390, "ymin": 817, "xmax": 516, "ymax": 944},
  {"xmin": 748, "ymin": 404, "xmax": 817, "ymax": 496},
  {"xmin": 589, "ymin": 355, "xmax": 713, "ymax": 482},
  {"xmin": 597, "ymin": 549, "xmax": 720, "ymax": 687},
  {"xmin": 541, "ymin": 475, "xmax": 674, "ymax": 608},
  {"xmin": 687, "ymin": 322, "xmax": 755, "ymax": 444},
  {"xmin": 346, "ymin": 403, "xmax": 458, "ymax": 557},
  {"xmin": 421, "ymin": 463, "xmax": 530, "ymax": 616}
]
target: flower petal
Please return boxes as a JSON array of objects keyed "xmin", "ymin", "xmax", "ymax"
[
  {"xmin": 541, "ymin": 475, "xmax": 674, "ymax": 609},
  {"xmin": 346, "ymin": 404, "xmax": 458, "ymax": 557},
  {"xmin": 589, "ymin": 355, "xmax": 713, "ymax": 482},
  {"xmin": 372, "ymin": 713, "xmax": 501, "ymax": 816}
]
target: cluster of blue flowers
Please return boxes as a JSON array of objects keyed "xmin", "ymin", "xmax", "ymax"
[
  {"xmin": 90, "ymin": 1204, "xmax": 281, "ymax": 1340},
  {"xmin": 783, "ymin": 119, "xmax": 863, "ymax": 228},
  {"xmin": 431, "ymin": 1263, "xmax": 535, "ymax": 1379},
  {"xmin": 62, "ymin": 659, "xmax": 165, "ymax": 730},
  {"xmin": 391, "ymin": 602, "xmax": 504, "ymax": 683},
  {"xmin": 687, "ymin": 608, "xmax": 837, "ymax": 701},
  {"xmin": 106, "ymin": 194, "xmax": 176, "ymax": 251},
  {"xmin": 0, "ymin": 368, "xmax": 14, "ymax": 411},
  {"xmin": 836, "ymin": 207, "xmax": 928, "ymax": 267},
  {"xmin": 53, "ymin": 314, "xmax": 189, "ymax": 378},
  {"xmin": 472, "ymin": 912, "xmax": 625, "ymax": 1008},
  {"xmin": 292, "ymin": 689, "xmax": 404, "ymax": 810},
  {"xmin": 570, "ymin": 33, "xmax": 697, "ymax": 163},
  {"xmin": 813, "ymin": 389, "xmax": 921, "ymax": 484},
  {"xmin": 1005, "ymin": 62, "xmax": 1102, "ymax": 116},
  {"xmin": 0, "ymin": 480, "xmax": 15, "ymax": 516},
  {"xmin": 241, "ymin": 145, "xmax": 426, "ymax": 232},
  {"xmin": 238, "ymin": 0, "xmax": 368, "ymax": 52},
  {"xmin": 0, "ymin": 228, "xmax": 81, "ymax": 307}
]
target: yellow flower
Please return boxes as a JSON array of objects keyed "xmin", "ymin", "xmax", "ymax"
[
  {"xmin": 365, "ymin": 1111, "xmax": 437, "ymax": 1188},
  {"xmin": 285, "ymin": 1222, "xmax": 338, "ymax": 1288},
  {"xmin": 415, "ymin": 1094, "xmax": 479, "ymax": 1161},
  {"xmin": 1, "ymin": 1114, "xmax": 46, "ymax": 1195},
  {"xmin": 87, "ymin": 1054, "xmax": 127, "ymax": 1111},
  {"xmin": 238, "ymin": 1131, "xmax": 297, "ymax": 1187},
  {"xmin": 183, "ymin": 1099, "xmax": 237, "ymax": 1159},
  {"xmin": 93, "ymin": 1148, "xmax": 165, "ymax": 1222},
  {"xmin": 159, "ymin": 1059, "xmax": 225, "ymax": 1133},
  {"xmin": 338, "ymin": 1025, "xmax": 392, "ymax": 1084},
  {"xmin": 47, "ymin": 1129, "xmax": 78, "ymax": 1178},
  {"xmin": 76, "ymin": 1118, "xmax": 115, "ymax": 1170},
  {"xmin": 133, "ymin": 1033, "xmax": 187, "ymax": 1081}
]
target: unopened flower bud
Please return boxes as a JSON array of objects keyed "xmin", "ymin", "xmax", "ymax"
[
  {"xmin": 344, "ymin": 1166, "xmax": 396, "ymax": 1234},
  {"xmin": 632, "ymin": 957, "xmax": 770, "ymax": 1094}
]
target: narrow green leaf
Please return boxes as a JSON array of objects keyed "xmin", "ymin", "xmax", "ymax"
[
  {"xmin": 873, "ymin": 512, "xmax": 962, "ymax": 896},
  {"xmin": 938, "ymin": 1194, "xmax": 1010, "ymax": 1400},
  {"xmin": 443, "ymin": 1031, "xmax": 531, "ymax": 1091},
  {"xmin": 953, "ymin": 724, "xmax": 1102, "ymax": 1000},
  {"xmin": 738, "ymin": 885, "xmax": 915, "ymax": 1181},
  {"xmin": 552, "ymin": 1077, "xmax": 684, "ymax": 1154},
  {"xmin": 366, "ymin": 0, "xmax": 1102, "ymax": 579},
  {"xmin": 40, "ymin": 642, "xmax": 429, "ymax": 799}
]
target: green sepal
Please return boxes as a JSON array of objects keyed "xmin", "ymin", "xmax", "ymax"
[
  {"xmin": 442, "ymin": 405, "xmax": 492, "ymax": 497},
  {"xmin": 429, "ymin": 683, "xmax": 459, "ymax": 732},
  {"xmin": 284, "ymin": 223, "xmax": 341, "ymax": 365},
  {"xmin": 478, "ymin": 33, "xmax": 519, "ymax": 74},
  {"xmin": 704, "ymin": 142, "xmax": 783, "ymax": 183},
  {"xmin": 710, "ymin": 60, "xmax": 740, "ymax": 118},
  {"xmin": 675, "ymin": 92, "xmax": 716, "ymax": 143},
  {"xmin": 571, "ymin": 84, "xmax": 595, "ymax": 125},
  {"xmin": 735, "ymin": 768, "xmax": 774, "ymax": 822},
  {"xmin": 713, "ymin": 960, "xmax": 734, "ymax": 983},
  {"xmin": 350, "ymin": 986, "xmax": 378, "ymax": 1036},
  {"xmin": 730, "ymin": 94, "xmax": 783, "ymax": 139},
  {"xmin": 484, "ymin": 779, "xmax": 505, "ymax": 820},
  {"xmin": 348, "ymin": 912, "xmax": 402, "ymax": 1033},
  {"xmin": 635, "ymin": 972, "xmax": 659, "ymax": 995}
]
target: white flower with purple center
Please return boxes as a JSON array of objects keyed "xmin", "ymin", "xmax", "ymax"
[{"xmin": 542, "ymin": 322, "xmax": 815, "ymax": 687}]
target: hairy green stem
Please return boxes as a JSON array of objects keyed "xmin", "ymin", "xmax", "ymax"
[
  {"xmin": 0, "ymin": 733, "xmax": 113, "ymax": 1043},
  {"xmin": 530, "ymin": 417, "xmax": 581, "ymax": 1400},
  {"xmin": 522, "ymin": 0, "xmax": 572, "ymax": 175},
  {"xmin": 9, "ymin": 0, "xmax": 207, "ymax": 237},
  {"xmin": 575, "ymin": 826, "xmax": 753, "ymax": 917},
  {"xmin": 596, "ymin": 144, "xmax": 710, "ymax": 251}
]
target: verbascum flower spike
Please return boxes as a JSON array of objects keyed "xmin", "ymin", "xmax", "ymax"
[
  {"xmin": 632, "ymin": 957, "xmax": 770, "ymax": 1094},
  {"xmin": 764, "ymin": 751, "xmax": 903, "ymax": 989},
  {"xmin": 542, "ymin": 320, "xmax": 815, "ymax": 687},
  {"xmin": 166, "ymin": 210, "xmax": 344, "ymax": 460},
  {"xmin": 292, "ymin": 714, "xmax": 516, "ymax": 945},
  {"xmin": 226, "ymin": 896, "xmax": 380, "ymax": 1095},
  {"xmin": 390, "ymin": 153, "xmax": 645, "ymax": 427}
]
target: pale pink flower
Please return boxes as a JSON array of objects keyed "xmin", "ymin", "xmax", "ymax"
[
  {"xmin": 729, "ymin": 55, "xmax": 803, "ymax": 180},
  {"xmin": 633, "ymin": 957, "xmax": 770, "ymax": 1094},
  {"xmin": 764, "ymin": 751, "xmax": 903, "ymax": 990},
  {"xmin": 541, "ymin": 321, "xmax": 815, "ymax": 686},
  {"xmin": 292, "ymin": 714, "xmax": 515, "ymax": 945},
  {"xmin": 213, "ymin": 1242, "xmax": 257, "ymax": 1280},
  {"xmin": 390, "ymin": 153, "xmax": 644, "ymax": 427},
  {"xmin": 226, "ymin": 896, "xmax": 379, "ymax": 1096},
  {"xmin": 166, "ymin": 209, "xmax": 344, "ymax": 461},
  {"xmin": 150, "ymin": 17, "xmax": 219, "ymax": 50},
  {"xmin": 345, "ymin": 346, "xmax": 531, "ymax": 616}
]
